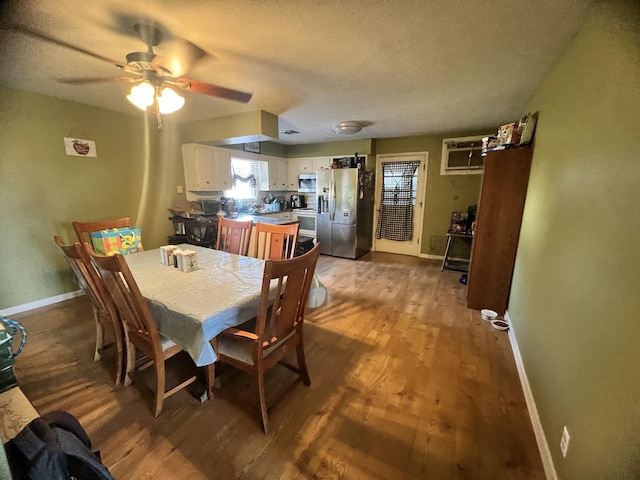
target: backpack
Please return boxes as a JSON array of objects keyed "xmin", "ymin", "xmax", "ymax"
[{"xmin": 4, "ymin": 410, "xmax": 114, "ymax": 480}]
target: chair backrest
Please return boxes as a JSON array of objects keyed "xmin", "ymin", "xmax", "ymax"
[
  {"xmin": 84, "ymin": 245, "xmax": 162, "ymax": 355},
  {"xmin": 73, "ymin": 217, "xmax": 132, "ymax": 245},
  {"xmin": 255, "ymin": 243, "xmax": 320, "ymax": 350},
  {"xmin": 53, "ymin": 236, "xmax": 111, "ymax": 315},
  {"xmin": 216, "ymin": 217, "xmax": 253, "ymax": 256},
  {"xmin": 253, "ymin": 222, "xmax": 299, "ymax": 260}
]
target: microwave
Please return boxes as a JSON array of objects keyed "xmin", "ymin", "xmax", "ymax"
[{"xmin": 298, "ymin": 174, "xmax": 316, "ymax": 193}]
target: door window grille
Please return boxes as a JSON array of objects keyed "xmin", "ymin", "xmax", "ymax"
[{"xmin": 376, "ymin": 161, "xmax": 420, "ymax": 241}]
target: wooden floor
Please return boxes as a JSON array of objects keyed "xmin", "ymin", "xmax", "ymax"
[{"xmin": 12, "ymin": 252, "xmax": 545, "ymax": 479}]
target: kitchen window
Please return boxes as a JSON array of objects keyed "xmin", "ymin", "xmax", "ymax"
[{"xmin": 225, "ymin": 157, "xmax": 260, "ymax": 199}]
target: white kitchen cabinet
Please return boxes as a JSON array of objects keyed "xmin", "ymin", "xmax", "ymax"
[
  {"xmin": 286, "ymin": 159, "xmax": 299, "ymax": 191},
  {"xmin": 258, "ymin": 156, "xmax": 288, "ymax": 191},
  {"xmin": 313, "ymin": 157, "xmax": 332, "ymax": 171},
  {"xmin": 298, "ymin": 158, "xmax": 313, "ymax": 173},
  {"xmin": 182, "ymin": 143, "xmax": 232, "ymax": 193},
  {"xmin": 298, "ymin": 156, "xmax": 332, "ymax": 173}
]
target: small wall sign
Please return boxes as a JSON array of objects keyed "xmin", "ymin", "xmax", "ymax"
[
  {"xmin": 243, "ymin": 142, "xmax": 260, "ymax": 154},
  {"xmin": 64, "ymin": 137, "xmax": 97, "ymax": 157}
]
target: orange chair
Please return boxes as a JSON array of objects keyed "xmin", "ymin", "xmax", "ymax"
[
  {"xmin": 252, "ymin": 222, "xmax": 299, "ymax": 260},
  {"xmin": 216, "ymin": 217, "xmax": 253, "ymax": 256},
  {"xmin": 214, "ymin": 243, "xmax": 320, "ymax": 434},
  {"xmin": 72, "ymin": 217, "xmax": 132, "ymax": 245},
  {"xmin": 85, "ymin": 245, "xmax": 214, "ymax": 417},
  {"xmin": 54, "ymin": 236, "xmax": 124, "ymax": 385}
]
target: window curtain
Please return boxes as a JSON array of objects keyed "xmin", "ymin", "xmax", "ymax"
[
  {"xmin": 230, "ymin": 158, "xmax": 258, "ymax": 189},
  {"xmin": 375, "ymin": 161, "xmax": 420, "ymax": 241}
]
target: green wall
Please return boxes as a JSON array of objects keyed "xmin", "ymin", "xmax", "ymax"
[
  {"xmin": 509, "ymin": 1, "xmax": 640, "ymax": 478},
  {"xmin": 0, "ymin": 87, "xmax": 179, "ymax": 309}
]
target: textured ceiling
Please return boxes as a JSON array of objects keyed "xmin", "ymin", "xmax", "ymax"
[{"xmin": 0, "ymin": 0, "xmax": 591, "ymax": 145}]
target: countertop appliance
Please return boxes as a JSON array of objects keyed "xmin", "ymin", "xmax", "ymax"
[
  {"xmin": 290, "ymin": 194, "xmax": 306, "ymax": 209},
  {"xmin": 316, "ymin": 168, "xmax": 373, "ymax": 259}
]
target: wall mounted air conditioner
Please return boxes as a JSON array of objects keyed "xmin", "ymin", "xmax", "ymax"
[{"xmin": 440, "ymin": 135, "xmax": 489, "ymax": 175}]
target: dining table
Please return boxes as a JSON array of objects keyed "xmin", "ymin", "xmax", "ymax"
[{"xmin": 125, "ymin": 244, "xmax": 270, "ymax": 367}]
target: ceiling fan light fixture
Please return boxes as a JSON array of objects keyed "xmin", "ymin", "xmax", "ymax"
[
  {"xmin": 332, "ymin": 121, "xmax": 363, "ymax": 135},
  {"xmin": 127, "ymin": 81, "xmax": 155, "ymax": 111},
  {"xmin": 157, "ymin": 86, "xmax": 185, "ymax": 114}
]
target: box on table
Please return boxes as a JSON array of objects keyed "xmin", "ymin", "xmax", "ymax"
[
  {"xmin": 160, "ymin": 245, "xmax": 180, "ymax": 266},
  {"xmin": 91, "ymin": 228, "xmax": 143, "ymax": 256},
  {"xmin": 176, "ymin": 249, "xmax": 198, "ymax": 272}
]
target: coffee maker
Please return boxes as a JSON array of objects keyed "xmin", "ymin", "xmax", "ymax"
[{"xmin": 290, "ymin": 194, "xmax": 306, "ymax": 209}]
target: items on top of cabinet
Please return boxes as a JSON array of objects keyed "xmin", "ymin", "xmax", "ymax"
[{"xmin": 482, "ymin": 111, "xmax": 539, "ymax": 156}]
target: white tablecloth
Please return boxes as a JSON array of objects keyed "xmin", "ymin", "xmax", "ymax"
[{"xmin": 125, "ymin": 245, "xmax": 267, "ymax": 366}]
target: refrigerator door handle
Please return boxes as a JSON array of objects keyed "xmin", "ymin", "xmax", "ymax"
[{"xmin": 330, "ymin": 175, "xmax": 336, "ymax": 221}]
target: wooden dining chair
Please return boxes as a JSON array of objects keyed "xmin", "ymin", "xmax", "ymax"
[
  {"xmin": 85, "ymin": 245, "xmax": 214, "ymax": 417},
  {"xmin": 216, "ymin": 217, "xmax": 253, "ymax": 256},
  {"xmin": 252, "ymin": 222, "xmax": 299, "ymax": 260},
  {"xmin": 53, "ymin": 236, "xmax": 124, "ymax": 385},
  {"xmin": 214, "ymin": 243, "xmax": 320, "ymax": 434},
  {"xmin": 72, "ymin": 217, "xmax": 132, "ymax": 245}
]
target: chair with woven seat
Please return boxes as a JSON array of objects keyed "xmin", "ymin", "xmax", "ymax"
[
  {"xmin": 252, "ymin": 222, "xmax": 299, "ymax": 260},
  {"xmin": 216, "ymin": 217, "xmax": 253, "ymax": 256},
  {"xmin": 214, "ymin": 242, "xmax": 320, "ymax": 434},
  {"xmin": 85, "ymin": 245, "xmax": 214, "ymax": 417},
  {"xmin": 54, "ymin": 236, "xmax": 124, "ymax": 385},
  {"xmin": 73, "ymin": 217, "xmax": 132, "ymax": 245}
]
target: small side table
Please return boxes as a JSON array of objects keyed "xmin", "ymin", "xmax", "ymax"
[{"xmin": 441, "ymin": 232, "xmax": 474, "ymax": 272}]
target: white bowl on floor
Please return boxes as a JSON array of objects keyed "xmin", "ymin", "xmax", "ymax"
[{"xmin": 481, "ymin": 309, "xmax": 498, "ymax": 321}]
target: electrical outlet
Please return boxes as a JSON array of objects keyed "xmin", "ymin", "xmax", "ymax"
[
  {"xmin": 176, "ymin": 185, "xmax": 183, "ymax": 194},
  {"xmin": 560, "ymin": 426, "xmax": 570, "ymax": 458}
]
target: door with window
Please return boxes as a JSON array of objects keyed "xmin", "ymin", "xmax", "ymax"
[{"xmin": 373, "ymin": 152, "xmax": 428, "ymax": 256}]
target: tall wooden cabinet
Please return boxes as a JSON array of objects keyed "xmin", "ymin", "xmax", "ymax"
[{"xmin": 467, "ymin": 147, "xmax": 533, "ymax": 314}]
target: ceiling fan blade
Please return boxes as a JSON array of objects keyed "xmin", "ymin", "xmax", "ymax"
[
  {"xmin": 177, "ymin": 77, "xmax": 252, "ymax": 103},
  {"xmin": 59, "ymin": 76, "xmax": 138, "ymax": 85},
  {"xmin": 152, "ymin": 39, "xmax": 207, "ymax": 77},
  {"xmin": 6, "ymin": 25, "xmax": 125, "ymax": 68}
]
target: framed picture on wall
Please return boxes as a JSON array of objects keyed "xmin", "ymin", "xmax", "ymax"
[{"xmin": 243, "ymin": 142, "xmax": 260, "ymax": 154}]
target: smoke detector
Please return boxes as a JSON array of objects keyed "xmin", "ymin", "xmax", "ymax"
[{"xmin": 332, "ymin": 121, "xmax": 363, "ymax": 135}]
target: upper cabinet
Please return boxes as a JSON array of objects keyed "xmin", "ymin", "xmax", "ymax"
[
  {"xmin": 298, "ymin": 156, "xmax": 333, "ymax": 173},
  {"xmin": 182, "ymin": 144, "xmax": 232, "ymax": 194},
  {"xmin": 286, "ymin": 159, "xmax": 299, "ymax": 191},
  {"xmin": 259, "ymin": 156, "xmax": 289, "ymax": 191}
]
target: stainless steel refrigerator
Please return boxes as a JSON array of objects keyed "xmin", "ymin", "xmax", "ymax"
[{"xmin": 316, "ymin": 168, "xmax": 373, "ymax": 259}]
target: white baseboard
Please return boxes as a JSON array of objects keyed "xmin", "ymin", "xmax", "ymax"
[
  {"xmin": 0, "ymin": 290, "xmax": 84, "ymax": 317},
  {"xmin": 506, "ymin": 311, "xmax": 557, "ymax": 480}
]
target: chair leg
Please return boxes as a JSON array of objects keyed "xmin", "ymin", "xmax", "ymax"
[
  {"xmin": 123, "ymin": 340, "xmax": 136, "ymax": 387},
  {"xmin": 296, "ymin": 339, "xmax": 311, "ymax": 386},
  {"xmin": 256, "ymin": 372, "xmax": 269, "ymax": 435},
  {"xmin": 153, "ymin": 360, "xmax": 166, "ymax": 418},
  {"xmin": 112, "ymin": 324, "xmax": 123, "ymax": 386},
  {"xmin": 93, "ymin": 313, "xmax": 104, "ymax": 362}
]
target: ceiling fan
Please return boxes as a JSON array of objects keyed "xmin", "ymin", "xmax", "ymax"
[{"xmin": 8, "ymin": 23, "xmax": 252, "ymax": 127}]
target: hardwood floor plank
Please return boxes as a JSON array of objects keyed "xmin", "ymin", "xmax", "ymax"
[{"xmin": 10, "ymin": 252, "xmax": 544, "ymax": 479}]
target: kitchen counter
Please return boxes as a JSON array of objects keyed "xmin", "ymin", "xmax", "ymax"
[{"xmin": 234, "ymin": 214, "xmax": 298, "ymax": 226}]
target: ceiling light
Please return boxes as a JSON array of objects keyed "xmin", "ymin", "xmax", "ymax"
[
  {"xmin": 156, "ymin": 87, "xmax": 185, "ymax": 114},
  {"xmin": 127, "ymin": 82, "xmax": 185, "ymax": 114},
  {"xmin": 127, "ymin": 81, "xmax": 155, "ymax": 111},
  {"xmin": 332, "ymin": 121, "xmax": 363, "ymax": 135}
]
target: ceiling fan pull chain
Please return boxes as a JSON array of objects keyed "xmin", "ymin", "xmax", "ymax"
[{"xmin": 154, "ymin": 95, "xmax": 164, "ymax": 131}]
